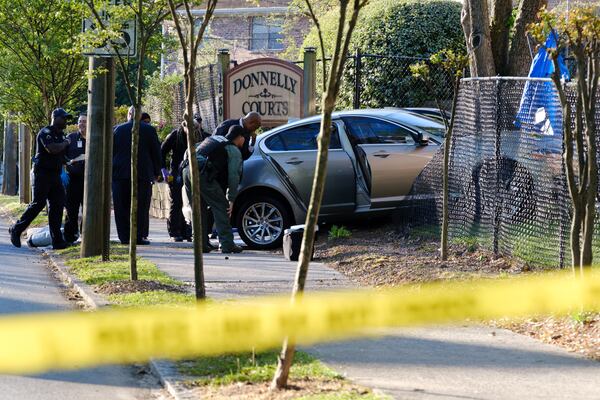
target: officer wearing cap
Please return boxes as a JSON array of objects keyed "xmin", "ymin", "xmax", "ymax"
[
  {"xmin": 9, "ymin": 108, "xmax": 72, "ymax": 249},
  {"xmin": 63, "ymin": 114, "xmax": 87, "ymax": 243}
]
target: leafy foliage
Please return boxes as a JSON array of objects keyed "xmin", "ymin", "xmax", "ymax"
[
  {"xmin": 0, "ymin": 0, "xmax": 87, "ymax": 128},
  {"xmin": 302, "ymin": 0, "xmax": 465, "ymax": 109}
]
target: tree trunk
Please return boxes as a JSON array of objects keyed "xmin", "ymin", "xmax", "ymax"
[
  {"xmin": 185, "ymin": 61, "xmax": 206, "ymax": 300},
  {"xmin": 129, "ymin": 104, "xmax": 141, "ymax": 280},
  {"xmin": 489, "ymin": 0, "xmax": 512, "ymax": 75},
  {"xmin": 272, "ymin": 98, "xmax": 335, "ymax": 390},
  {"xmin": 506, "ymin": 0, "xmax": 547, "ymax": 77},
  {"xmin": 461, "ymin": 0, "xmax": 496, "ymax": 77},
  {"xmin": 2, "ymin": 118, "xmax": 18, "ymax": 196},
  {"xmin": 441, "ymin": 78, "xmax": 460, "ymax": 260},
  {"xmin": 18, "ymin": 124, "xmax": 31, "ymax": 204}
]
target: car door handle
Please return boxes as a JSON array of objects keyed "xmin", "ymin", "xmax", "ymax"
[
  {"xmin": 285, "ymin": 158, "xmax": 304, "ymax": 165},
  {"xmin": 373, "ymin": 152, "xmax": 390, "ymax": 158}
]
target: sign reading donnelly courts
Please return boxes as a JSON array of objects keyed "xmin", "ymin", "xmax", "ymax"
[{"xmin": 225, "ymin": 58, "xmax": 304, "ymax": 126}]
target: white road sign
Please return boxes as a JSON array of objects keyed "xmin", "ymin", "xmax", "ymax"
[{"xmin": 82, "ymin": 18, "xmax": 137, "ymax": 57}]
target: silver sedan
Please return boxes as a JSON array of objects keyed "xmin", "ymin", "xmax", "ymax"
[{"xmin": 184, "ymin": 109, "xmax": 444, "ymax": 249}]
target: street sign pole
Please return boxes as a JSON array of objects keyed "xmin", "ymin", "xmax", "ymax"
[{"xmin": 81, "ymin": 2, "xmax": 135, "ymax": 257}]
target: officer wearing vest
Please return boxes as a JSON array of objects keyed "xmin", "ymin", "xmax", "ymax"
[
  {"xmin": 183, "ymin": 125, "xmax": 245, "ymax": 254},
  {"xmin": 9, "ymin": 108, "xmax": 72, "ymax": 249},
  {"xmin": 63, "ymin": 114, "xmax": 87, "ymax": 243}
]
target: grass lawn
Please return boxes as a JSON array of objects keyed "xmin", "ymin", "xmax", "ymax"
[
  {"xmin": 178, "ymin": 350, "xmax": 389, "ymax": 399},
  {"xmin": 56, "ymin": 243, "xmax": 194, "ymax": 307},
  {"xmin": 0, "ymin": 194, "xmax": 46, "ymax": 226}
]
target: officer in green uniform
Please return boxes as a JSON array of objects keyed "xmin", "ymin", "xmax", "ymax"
[{"xmin": 183, "ymin": 125, "xmax": 245, "ymax": 254}]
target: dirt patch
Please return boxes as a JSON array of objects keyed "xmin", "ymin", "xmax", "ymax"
[
  {"xmin": 315, "ymin": 223, "xmax": 530, "ymax": 286},
  {"xmin": 95, "ymin": 280, "xmax": 186, "ymax": 295},
  {"xmin": 185, "ymin": 378, "xmax": 376, "ymax": 400},
  {"xmin": 495, "ymin": 314, "xmax": 600, "ymax": 361}
]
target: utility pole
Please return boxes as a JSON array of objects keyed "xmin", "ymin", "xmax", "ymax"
[
  {"xmin": 2, "ymin": 117, "xmax": 17, "ymax": 195},
  {"xmin": 81, "ymin": 57, "xmax": 115, "ymax": 258},
  {"xmin": 18, "ymin": 124, "xmax": 31, "ymax": 203}
]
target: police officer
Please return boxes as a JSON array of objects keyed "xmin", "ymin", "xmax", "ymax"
[
  {"xmin": 213, "ymin": 112, "xmax": 261, "ymax": 161},
  {"xmin": 9, "ymin": 108, "xmax": 72, "ymax": 249},
  {"xmin": 183, "ymin": 125, "xmax": 245, "ymax": 254},
  {"xmin": 160, "ymin": 118, "xmax": 204, "ymax": 241},
  {"xmin": 63, "ymin": 114, "xmax": 87, "ymax": 243},
  {"xmin": 112, "ymin": 106, "xmax": 162, "ymax": 245}
]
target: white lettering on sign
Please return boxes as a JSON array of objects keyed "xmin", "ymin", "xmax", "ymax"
[{"xmin": 226, "ymin": 59, "xmax": 303, "ymax": 127}]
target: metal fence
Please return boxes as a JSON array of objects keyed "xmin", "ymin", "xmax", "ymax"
[
  {"xmin": 409, "ymin": 77, "xmax": 600, "ymax": 268},
  {"xmin": 146, "ymin": 63, "xmax": 222, "ymax": 136},
  {"xmin": 295, "ymin": 51, "xmax": 458, "ymax": 111}
]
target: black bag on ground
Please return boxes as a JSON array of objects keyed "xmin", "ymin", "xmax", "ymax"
[{"xmin": 283, "ymin": 224, "xmax": 318, "ymax": 261}]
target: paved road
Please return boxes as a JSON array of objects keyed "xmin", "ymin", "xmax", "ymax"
[{"xmin": 0, "ymin": 219, "xmax": 167, "ymax": 400}]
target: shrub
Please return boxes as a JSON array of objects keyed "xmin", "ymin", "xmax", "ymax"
[
  {"xmin": 328, "ymin": 225, "xmax": 352, "ymax": 240},
  {"xmin": 302, "ymin": 0, "xmax": 465, "ymax": 109}
]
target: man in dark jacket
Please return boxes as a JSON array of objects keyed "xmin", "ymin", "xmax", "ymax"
[
  {"xmin": 9, "ymin": 108, "xmax": 72, "ymax": 249},
  {"xmin": 112, "ymin": 106, "xmax": 162, "ymax": 245},
  {"xmin": 63, "ymin": 114, "xmax": 87, "ymax": 243},
  {"xmin": 213, "ymin": 112, "xmax": 261, "ymax": 161},
  {"xmin": 160, "ymin": 117, "xmax": 207, "ymax": 241}
]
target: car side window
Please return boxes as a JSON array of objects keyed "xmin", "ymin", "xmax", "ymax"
[
  {"xmin": 342, "ymin": 117, "xmax": 415, "ymax": 145},
  {"xmin": 264, "ymin": 123, "xmax": 342, "ymax": 151},
  {"xmin": 265, "ymin": 133, "xmax": 286, "ymax": 151}
]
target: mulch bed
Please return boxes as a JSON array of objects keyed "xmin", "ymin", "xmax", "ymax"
[
  {"xmin": 184, "ymin": 378, "xmax": 375, "ymax": 400},
  {"xmin": 315, "ymin": 223, "xmax": 531, "ymax": 286},
  {"xmin": 496, "ymin": 314, "xmax": 600, "ymax": 361},
  {"xmin": 95, "ymin": 280, "xmax": 187, "ymax": 295}
]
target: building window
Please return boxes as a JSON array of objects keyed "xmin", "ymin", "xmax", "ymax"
[{"xmin": 251, "ymin": 17, "xmax": 284, "ymax": 51}]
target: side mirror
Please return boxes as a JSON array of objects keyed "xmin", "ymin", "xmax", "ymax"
[{"xmin": 417, "ymin": 132, "xmax": 429, "ymax": 146}]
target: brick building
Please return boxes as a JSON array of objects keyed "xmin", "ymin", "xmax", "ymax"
[{"xmin": 162, "ymin": 0, "xmax": 310, "ymax": 75}]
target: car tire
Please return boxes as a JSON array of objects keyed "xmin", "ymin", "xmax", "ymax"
[{"xmin": 235, "ymin": 195, "xmax": 293, "ymax": 250}]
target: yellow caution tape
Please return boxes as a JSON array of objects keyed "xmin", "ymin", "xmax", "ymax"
[{"xmin": 0, "ymin": 270, "xmax": 598, "ymax": 374}]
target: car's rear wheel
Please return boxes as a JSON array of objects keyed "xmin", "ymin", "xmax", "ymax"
[{"xmin": 235, "ymin": 196, "xmax": 292, "ymax": 249}]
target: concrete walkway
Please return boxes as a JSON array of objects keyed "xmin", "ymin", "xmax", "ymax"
[
  {"xmin": 134, "ymin": 216, "xmax": 354, "ymax": 299},
  {"xmin": 135, "ymin": 216, "xmax": 600, "ymax": 399}
]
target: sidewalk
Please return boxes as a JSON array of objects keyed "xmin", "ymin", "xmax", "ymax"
[
  {"xmin": 139, "ymin": 216, "xmax": 600, "ymax": 399},
  {"xmin": 136, "ymin": 216, "xmax": 355, "ymax": 298}
]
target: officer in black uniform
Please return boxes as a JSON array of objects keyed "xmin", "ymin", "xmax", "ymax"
[
  {"xmin": 9, "ymin": 108, "xmax": 72, "ymax": 249},
  {"xmin": 63, "ymin": 114, "xmax": 87, "ymax": 243},
  {"xmin": 160, "ymin": 114, "xmax": 209, "ymax": 242}
]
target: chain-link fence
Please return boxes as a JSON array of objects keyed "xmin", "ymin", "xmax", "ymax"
[
  {"xmin": 409, "ymin": 77, "xmax": 600, "ymax": 268},
  {"xmin": 146, "ymin": 63, "xmax": 222, "ymax": 137}
]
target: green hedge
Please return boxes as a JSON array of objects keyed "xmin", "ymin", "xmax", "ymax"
[{"xmin": 303, "ymin": 0, "xmax": 465, "ymax": 109}]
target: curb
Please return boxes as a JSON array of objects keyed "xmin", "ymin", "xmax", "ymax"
[{"xmin": 42, "ymin": 248, "xmax": 197, "ymax": 400}]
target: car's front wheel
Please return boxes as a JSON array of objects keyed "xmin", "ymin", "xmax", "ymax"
[{"xmin": 235, "ymin": 196, "xmax": 292, "ymax": 249}]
